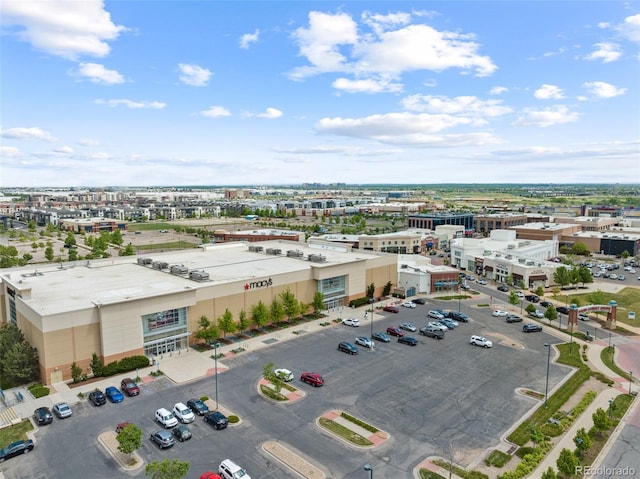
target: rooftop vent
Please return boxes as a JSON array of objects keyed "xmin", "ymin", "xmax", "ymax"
[
  {"xmin": 308, "ymin": 254, "xmax": 327, "ymax": 263},
  {"xmin": 137, "ymin": 257, "xmax": 152, "ymax": 265},
  {"xmin": 248, "ymin": 245, "xmax": 263, "ymax": 253},
  {"xmin": 189, "ymin": 270, "xmax": 210, "ymax": 281},
  {"xmin": 170, "ymin": 264, "xmax": 189, "ymax": 275},
  {"xmin": 266, "ymin": 248, "xmax": 282, "ymax": 255},
  {"xmin": 518, "ymin": 258, "xmax": 526, "ymax": 264},
  {"xmin": 287, "ymin": 249, "xmax": 304, "ymax": 258},
  {"xmin": 152, "ymin": 261, "xmax": 169, "ymax": 270}
]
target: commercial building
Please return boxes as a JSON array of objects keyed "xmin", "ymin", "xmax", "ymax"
[
  {"xmin": 0, "ymin": 240, "xmax": 396, "ymax": 385},
  {"xmin": 407, "ymin": 213, "xmax": 474, "ymax": 231}
]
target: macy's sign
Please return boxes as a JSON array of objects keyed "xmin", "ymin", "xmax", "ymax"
[{"xmin": 244, "ymin": 278, "xmax": 273, "ymax": 290}]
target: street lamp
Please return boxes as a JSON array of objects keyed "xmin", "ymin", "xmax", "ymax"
[
  {"xmin": 364, "ymin": 464, "xmax": 373, "ymax": 479},
  {"xmin": 369, "ymin": 298, "xmax": 374, "ymax": 340},
  {"xmin": 608, "ymin": 398, "xmax": 613, "ymax": 418},
  {"xmin": 213, "ymin": 342, "xmax": 221, "ymax": 410},
  {"xmin": 544, "ymin": 343, "xmax": 551, "ymax": 408},
  {"xmin": 630, "ymin": 371, "xmax": 634, "ymax": 396}
]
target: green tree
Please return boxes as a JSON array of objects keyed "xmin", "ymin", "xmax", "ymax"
[
  {"xmin": 3, "ymin": 341, "xmax": 39, "ymax": 385},
  {"xmin": 64, "ymin": 231, "xmax": 77, "ymax": 248},
  {"xmin": 45, "ymin": 245, "xmax": 54, "ymax": 261},
  {"xmin": 366, "ymin": 283, "xmax": 375, "ymax": 298},
  {"xmin": 270, "ymin": 299, "xmax": 285, "ymax": 325},
  {"xmin": 545, "ymin": 305, "xmax": 558, "ymax": 327},
  {"xmin": 529, "ymin": 425, "xmax": 546, "ymax": 447},
  {"xmin": 279, "ymin": 288, "xmax": 299, "ymax": 321},
  {"xmin": 535, "ymin": 285, "xmax": 545, "ymax": 297},
  {"xmin": 71, "ymin": 362, "xmax": 83, "ymax": 383},
  {"xmin": 556, "ymin": 448, "xmax": 578, "ymax": 477},
  {"xmin": 27, "ymin": 220, "xmax": 36, "ymax": 232},
  {"xmin": 194, "ymin": 315, "xmax": 219, "ymax": 344},
  {"xmin": 621, "ymin": 250, "xmax": 629, "ymax": 259},
  {"xmin": 553, "ymin": 266, "xmax": 572, "ymax": 289},
  {"xmin": 237, "ymin": 309, "xmax": 250, "ymax": 335},
  {"xmin": 508, "ymin": 291, "xmax": 520, "ymax": 306},
  {"xmin": 525, "ymin": 303, "xmax": 537, "ymax": 314},
  {"xmin": 117, "ymin": 423, "xmax": 143, "ymax": 457},
  {"xmin": 577, "ymin": 266, "xmax": 593, "ymax": 287},
  {"xmin": 382, "ymin": 281, "xmax": 392, "ymax": 296},
  {"xmin": 90, "ymin": 353, "xmax": 104, "ymax": 377},
  {"xmin": 541, "ymin": 467, "xmax": 557, "ymax": 479},
  {"xmin": 111, "ymin": 229, "xmax": 124, "ymax": 246},
  {"xmin": 592, "ymin": 407, "xmax": 611, "ymax": 435},
  {"xmin": 120, "ymin": 243, "xmax": 136, "ymax": 256},
  {"xmin": 573, "ymin": 427, "xmax": 592, "ymax": 458},
  {"xmin": 571, "ymin": 242, "xmax": 590, "ymax": 256},
  {"xmin": 251, "ymin": 301, "xmax": 270, "ymax": 330},
  {"xmin": 312, "ymin": 292, "xmax": 325, "ymax": 313},
  {"xmin": 262, "ymin": 361, "xmax": 283, "ymax": 394},
  {"xmin": 217, "ymin": 309, "xmax": 236, "ymax": 338},
  {"xmin": 145, "ymin": 459, "xmax": 190, "ymax": 479}
]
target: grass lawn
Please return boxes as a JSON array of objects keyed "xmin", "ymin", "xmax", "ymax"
[
  {"xmin": 0, "ymin": 419, "xmax": 34, "ymax": 448},
  {"xmin": 552, "ymin": 287, "xmax": 640, "ymax": 327}
]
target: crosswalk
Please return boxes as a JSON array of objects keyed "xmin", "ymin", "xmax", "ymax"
[{"xmin": 0, "ymin": 406, "xmax": 20, "ymax": 428}]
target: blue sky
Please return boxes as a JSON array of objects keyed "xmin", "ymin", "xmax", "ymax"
[{"xmin": 1, "ymin": 1, "xmax": 639, "ymax": 187}]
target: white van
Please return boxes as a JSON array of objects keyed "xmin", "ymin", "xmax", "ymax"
[
  {"xmin": 219, "ymin": 459, "xmax": 251, "ymax": 479},
  {"xmin": 155, "ymin": 408, "xmax": 178, "ymax": 428}
]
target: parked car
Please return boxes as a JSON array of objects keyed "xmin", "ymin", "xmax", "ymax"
[
  {"xmin": 506, "ymin": 314, "xmax": 523, "ymax": 323},
  {"xmin": 556, "ymin": 306, "xmax": 570, "ymax": 315},
  {"xmin": 120, "ymin": 378, "xmax": 140, "ymax": 396},
  {"xmin": 399, "ymin": 322, "xmax": 417, "ymax": 332},
  {"xmin": 412, "ymin": 298, "xmax": 426, "ymax": 305},
  {"xmin": 218, "ymin": 459, "xmax": 251, "ymax": 479},
  {"xmin": 88, "ymin": 389, "xmax": 107, "ymax": 406},
  {"xmin": 173, "ymin": 403, "xmax": 195, "ymax": 424},
  {"xmin": 187, "ymin": 398, "xmax": 210, "ymax": 416},
  {"xmin": 514, "ymin": 291, "xmax": 525, "ymax": 299},
  {"xmin": 401, "ymin": 301, "xmax": 416, "ymax": 308},
  {"xmin": 492, "ymin": 310, "xmax": 508, "ymax": 317},
  {"xmin": 203, "ymin": 411, "xmax": 228, "ymax": 430},
  {"xmin": 578, "ymin": 313, "xmax": 590, "ymax": 321},
  {"xmin": 446, "ymin": 311, "xmax": 469, "ymax": 322},
  {"xmin": 618, "ymin": 275, "xmax": 626, "ymax": 281},
  {"xmin": 300, "ymin": 372, "xmax": 324, "ymax": 387},
  {"xmin": 428, "ymin": 321, "xmax": 448, "ymax": 331},
  {"xmin": 371, "ymin": 332, "xmax": 391, "ymax": 343},
  {"xmin": 428, "ymin": 310, "xmax": 445, "ymax": 320},
  {"xmin": 529, "ymin": 310, "xmax": 544, "ymax": 319},
  {"xmin": 398, "ymin": 336, "xmax": 418, "ymax": 346},
  {"xmin": 337, "ymin": 341, "xmax": 359, "ymax": 355},
  {"xmin": 419, "ymin": 326, "xmax": 445, "ymax": 339},
  {"xmin": 383, "ymin": 305, "xmax": 400, "ymax": 313},
  {"xmin": 341, "ymin": 317, "xmax": 360, "ymax": 327},
  {"xmin": 105, "ymin": 386, "xmax": 124, "ymax": 403},
  {"xmin": 439, "ymin": 318, "xmax": 458, "ymax": 329},
  {"xmin": 200, "ymin": 473, "xmax": 223, "ymax": 479},
  {"xmin": 540, "ymin": 301, "xmax": 553, "ymax": 308},
  {"xmin": 523, "ymin": 323, "xmax": 543, "ymax": 333},
  {"xmin": 33, "ymin": 407, "xmax": 53, "ymax": 426},
  {"xmin": 0, "ymin": 440, "xmax": 34, "ymax": 462},
  {"xmin": 497, "ymin": 285, "xmax": 509, "ymax": 292},
  {"xmin": 274, "ymin": 368, "xmax": 294, "ymax": 382},
  {"xmin": 155, "ymin": 408, "xmax": 178, "ymax": 428},
  {"xmin": 386, "ymin": 326, "xmax": 404, "ymax": 337},
  {"xmin": 172, "ymin": 425, "xmax": 192, "ymax": 442},
  {"xmin": 470, "ymin": 335, "xmax": 493, "ymax": 348},
  {"xmin": 150, "ymin": 430, "xmax": 175, "ymax": 449},
  {"xmin": 52, "ymin": 402, "xmax": 72, "ymax": 419},
  {"xmin": 355, "ymin": 337, "xmax": 375, "ymax": 348},
  {"xmin": 610, "ymin": 274, "xmax": 618, "ymax": 280},
  {"xmin": 525, "ymin": 294, "xmax": 540, "ymax": 303},
  {"xmin": 476, "ymin": 278, "xmax": 487, "ymax": 285}
]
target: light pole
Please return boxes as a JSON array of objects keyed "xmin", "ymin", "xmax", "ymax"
[
  {"xmin": 364, "ymin": 464, "xmax": 373, "ymax": 479},
  {"xmin": 630, "ymin": 371, "xmax": 634, "ymax": 396},
  {"xmin": 369, "ymin": 298, "xmax": 374, "ymax": 339},
  {"xmin": 608, "ymin": 332, "xmax": 612, "ymax": 357},
  {"xmin": 213, "ymin": 342, "xmax": 221, "ymax": 410},
  {"xmin": 457, "ymin": 285, "xmax": 461, "ymax": 313},
  {"xmin": 544, "ymin": 343, "xmax": 551, "ymax": 408},
  {"xmin": 608, "ymin": 398, "xmax": 613, "ymax": 418}
]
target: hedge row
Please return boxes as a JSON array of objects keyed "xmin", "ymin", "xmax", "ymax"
[
  {"xmin": 97, "ymin": 355, "xmax": 150, "ymax": 377},
  {"xmin": 497, "ymin": 441, "xmax": 552, "ymax": 479},
  {"xmin": 348, "ymin": 297, "xmax": 372, "ymax": 308},
  {"xmin": 340, "ymin": 411, "xmax": 378, "ymax": 433}
]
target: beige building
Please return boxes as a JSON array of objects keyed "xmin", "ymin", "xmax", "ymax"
[
  {"xmin": 360, "ymin": 231, "xmax": 423, "ymax": 254},
  {"xmin": 1, "ymin": 240, "xmax": 396, "ymax": 385}
]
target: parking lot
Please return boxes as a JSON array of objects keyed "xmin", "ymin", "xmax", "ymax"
[{"xmin": 1, "ymin": 298, "xmax": 572, "ymax": 479}]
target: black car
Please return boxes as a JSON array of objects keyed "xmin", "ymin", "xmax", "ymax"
[
  {"xmin": 524, "ymin": 294, "xmax": 540, "ymax": 303},
  {"xmin": 419, "ymin": 326, "xmax": 445, "ymax": 339},
  {"xmin": 0, "ymin": 440, "xmax": 34, "ymax": 462},
  {"xmin": 446, "ymin": 311, "xmax": 469, "ymax": 322},
  {"xmin": 412, "ymin": 298, "xmax": 426, "ymax": 305},
  {"xmin": 203, "ymin": 411, "xmax": 228, "ymax": 430},
  {"xmin": 523, "ymin": 323, "xmax": 543, "ymax": 333},
  {"xmin": 171, "ymin": 425, "xmax": 192, "ymax": 442},
  {"xmin": 337, "ymin": 341, "xmax": 359, "ymax": 355},
  {"xmin": 371, "ymin": 332, "xmax": 391, "ymax": 343},
  {"xmin": 186, "ymin": 398, "xmax": 210, "ymax": 416},
  {"xmin": 540, "ymin": 301, "xmax": 553, "ymax": 308},
  {"xmin": 506, "ymin": 314, "xmax": 523, "ymax": 323},
  {"xmin": 497, "ymin": 285, "xmax": 509, "ymax": 292},
  {"xmin": 556, "ymin": 306, "xmax": 570, "ymax": 315},
  {"xmin": 33, "ymin": 407, "xmax": 53, "ymax": 425},
  {"xmin": 398, "ymin": 336, "xmax": 418, "ymax": 346},
  {"xmin": 88, "ymin": 389, "xmax": 107, "ymax": 406}
]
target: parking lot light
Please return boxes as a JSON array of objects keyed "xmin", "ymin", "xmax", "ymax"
[
  {"xmin": 544, "ymin": 343, "xmax": 551, "ymax": 408},
  {"xmin": 213, "ymin": 342, "xmax": 221, "ymax": 410},
  {"xmin": 364, "ymin": 464, "xmax": 373, "ymax": 479},
  {"xmin": 369, "ymin": 298, "xmax": 374, "ymax": 340},
  {"xmin": 630, "ymin": 371, "xmax": 634, "ymax": 396}
]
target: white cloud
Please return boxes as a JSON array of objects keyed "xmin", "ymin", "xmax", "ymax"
[
  {"xmin": 402, "ymin": 95, "xmax": 512, "ymax": 118},
  {"xmin": 90, "ymin": 152, "xmax": 112, "ymax": 160},
  {"xmin": 95, "ymin": 99, "xmax": 167, "ymax": 109},
  {"xmin": 332, "ymin": 77, "xmax": 403, "ymax": 94},
  {"xmin": 200, "ymin": 106, "xmax": 231, "ymax": 118},
  {"xmin": 53, "ymin": 146, "xmax": 74, "ymax": 154},
  {"xmin": 617, "ymin": 13, "xmax": 640, "ymax": 43},
  {"xmin": 77, "ymin": 138, "xmax": 100, "ymax": 147},
  {"xmin": 583, "ymin": 81, "xmax": 627, "ymax": 98},
  {"xmin": 534, "ymin": 84, "xmax": 565, "ymax": 100},
  {"xmin": 513, "ymin": 105, "xmax": 579, "ymax": 127},
  {"xmin": 289, "ymin": 10, "xmax": 497, "ymax": 82},
  {"xmin": 1, "ymin": 127, "xmax": 57, "ymax": 141},
  {"xmin": 0, "ymin": 146, "xmax": 22, "ymax": 157},
  {"xmin": 240, "ymin": 29, "xmax": 259, "ymax": 49},
  {"xmin": 257, "ymin": 107, "xmax": 283, "ymax": 119},
  {"xmin": 73, "ymin": 62, "xmax": 124, "ymax": 84},
  {"xmin": 178, "ymin": 63, "xmax": 212, "ymax": 86},
  {"xmin": 489, "ymin": 86, "xmax": 508, "ymax": 95},
  {"xmin": 584, "ymin": 42, "xmax": 622, "ymax": 63},
  {"xmin": 0, "ymin": 0, "xmax": 126, "ymax": 60}
]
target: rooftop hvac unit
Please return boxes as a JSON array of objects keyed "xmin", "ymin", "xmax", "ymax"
[
  {"xmin": 152, "ymin": 261, "xmax": 169, "ymax": 270},
  {"xmin": 170, "ymin": 264, "xmax": 189, "ymax": 275},
  {"xmin": 286, "ymin": 250, "xmax": 304, "ymax": 258},
  {"xmin": 507, "ymin": 244, "xmax": 515, "ymax": 249},
  {"xmin": 137, "ymin": 257, "xmax": 152, "ymax": 265},
  {"xmin": 266, "ymin": 248, "xmax": 281, "ymax": 255},
  {"xmin": 401, "ymin": 264, "xmax": 408, "ymax": 269},
  {"xmin": 519, "ymin": 258, "xmax": 526, "ymax": 264},
  {"xmin": 506, "ymin": 255, "xmax": 513, "ymax": 260},
  {"xmin": 248, "ymin": 245, "xmax": 264, "ymax": 252},
  {"xmin": 526, "ymin": 261, "xmax": 534, "ymax": 266},
  {"xmin": 308, "ymin": 254, "xmax": 326, "ymax": 263},
  {"xmin": 189, "ymin": 270, "xmax": 210, "ymax": 281}
]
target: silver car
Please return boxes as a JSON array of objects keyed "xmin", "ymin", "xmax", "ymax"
[{"xmin": 52, "ymin": 402, "xmax": 72, "ymax": 419}]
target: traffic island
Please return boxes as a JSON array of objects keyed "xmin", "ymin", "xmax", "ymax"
[
  {"xmin": 263, "ymin": 441, "xmax": 325, "ymax": 479},
  {"xmin": 257, "ymin": 378, "xmax": 306, "ymax": 403},
  {"xmin": 97, "ymin": 431, "xmax": 144, "ymax": 472},
  {"xmin": 317, "ymin": 410, "xmax": 389, "ymax": 448}
]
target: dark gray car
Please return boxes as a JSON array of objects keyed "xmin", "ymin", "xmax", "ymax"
[{"xmin": 419, "ymin": 326, "xmax": 445, "ymax": 339}]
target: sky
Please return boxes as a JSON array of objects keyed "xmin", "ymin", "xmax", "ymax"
[{"xmin": 1, "ymin": 1, "xmax": 639, "ymax": 187}]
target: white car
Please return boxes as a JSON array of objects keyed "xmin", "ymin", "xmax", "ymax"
[
  {"xmin": 610, "ymin": 274, "xmax": 618, "ymax": 280},
  {"xmin": 401, "ymin": 301, "xmax": 416, "ymax": 308},
  {"xmin": 428, "ymin": 321, "xmax": 448, "ymax": 331},
  {"xmin": 514, "ymin": 291, "xmax": 525, "ymax": 298},
  {"xmin": 342, "ymin": 318, "xmax": 360, "ymax": 327},
  {"xmin": 470, "ymin": 335, "xmax": 493, "ymax": 348},
  {"xmin": 529, "ymin": 310, "xmax": 544, "ymax": 319},
  {"xmin": 172, "ymin": 403, "xmax": 195, "ymax": 424},
  {"xmin": 274, "ymin": 368, "xmax": 294, "ymax": 382},
  {"xmin": 219, "ymin": 459, "xmax": 252, "ymax": 479},
  {"xmin": 476, "ymin": 278, "xmax": 487, "ymax": 285},
  {"xmin": 492, "ymin": 310, "xmax": 508, "ymax": 317},
  {"xmin": 428, "ymin": 310, "xmax": 445, "ymax": 320},
  {"xmin": 354, "ymin": 337, "xmax": 375, "ymax": 348}
]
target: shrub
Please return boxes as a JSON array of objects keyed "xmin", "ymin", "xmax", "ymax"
[
  {"xmin": 515, "ymin": 447, "xmax": 535, "ymax": 459},
  {"xmin": 99, "ymin": 355, "xmax": 150, "ymax": 377},
  {"xmin": 348, "ymin": 297, "xmax": 372, "ymax": 308},
  {"xmin": 228, "ymin": 415, "xmax": 239, "ymax": 423},
  {"xmin": 28, "ymin": 383, "xmax": 50, "ymax": 398},
  {"xmin": 485, "ymin": 450, "xmax": 511, "ymax": 467},
  {"xmin": 200, "ymin": 396, "xmax": 209, "ymax": 401},
  {"xmin": 340, "ymin": 411, "xmax": 378, "ymax": 433}
]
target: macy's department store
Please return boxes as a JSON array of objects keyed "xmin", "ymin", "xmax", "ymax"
[{"xmin": 1, "ymin": 240, "xmax": 396, "ymax": 385}]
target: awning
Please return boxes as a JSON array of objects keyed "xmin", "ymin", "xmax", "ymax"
[
  {"xmin": 484, "ymin": 266, "xmax": 493, "ymax": 271},
  {"xmin": 529, "ymin": 274, "xmax": 547, "ymax": 281}
]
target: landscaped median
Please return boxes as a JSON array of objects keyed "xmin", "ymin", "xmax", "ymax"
[
  {"xmin": 257, "ymin": 378, "xmax": 305, "ymax": 403},
  {"xmin": 317, "ymin": 410, "xmax": 389, "ymax": 448}
]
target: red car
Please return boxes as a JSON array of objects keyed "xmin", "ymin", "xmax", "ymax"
[
  {"xmin": 120, "ymin": 378, "xmax": 140, "ymax": 396},
  {"xmin": 386, "ymin": 327, "xmax": 405, "ymax": 337},
  {"xmin": 383, "ymin": 305, "xmax": 400, "ymax": 313},
  {"xmin": 200, "ymin": 473, "xmax": 223, "ymax": 479},
  {"xmin": 300, "ymin": 372, "xmax": 324, "ymax": 387}
]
